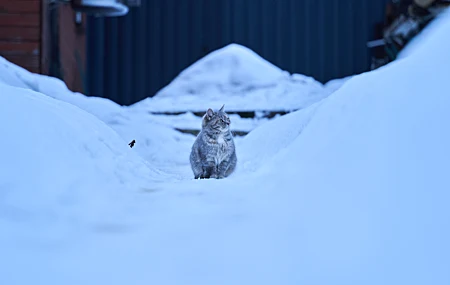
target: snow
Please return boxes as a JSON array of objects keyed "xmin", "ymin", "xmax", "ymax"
[
  {"xmin": 0, "ymin": 56, "xmax": 199, "ymax": 169},
  {"xmin": 1, "ymin": 8, "xmax": 450, "ymax": 284},
  {"xmin": 323, "ymin": 75, "xmax": 353, "ymax": 94},
  {"xmin": 0, "ymin": 82, "xmax": 165, "ymax": 217},
  {"xmin": 0, "ymin": 56, "xmax": 124, "ymax": 121},
  {"xmin": 130, "ymin": 43, "xmax": 329, "ymax": 113}
]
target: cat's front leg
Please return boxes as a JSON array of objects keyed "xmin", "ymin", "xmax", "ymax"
[
  {"xmin": 216, "ymin": 159, "xmax": 230, "ymax": 179},
  {"xmin": 202, "ymin": 160, "xmax": 217, "ymax": 179},
  {"xmin": 209, "ymin": 165, "xmax": 220, "ymax": 179}
]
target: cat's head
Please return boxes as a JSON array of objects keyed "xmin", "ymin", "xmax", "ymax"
[{"xmin": 202, "ymin": 104, "xmax": 231, "ymax": 132}]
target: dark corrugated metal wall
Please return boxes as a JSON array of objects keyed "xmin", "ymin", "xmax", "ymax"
[{"xmin": 86, "ymin": 0, "xmax": 390, "ymax": 105}]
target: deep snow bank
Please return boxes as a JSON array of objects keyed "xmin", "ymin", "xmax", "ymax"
[
  {"xmin": 129, "ymin": 9, "xmax": 450, "ymax": 285},
  {"xmin": 323, "ymin": 75, "xmax": 353, "ymax": 94},
  {"xmin": 0, "ymin": 56, "xmax": 196, "ymax": 167},
  {"xmin": 237, "ymin": 8, "xmax": 450, "ymax": 284},
  {"xmin": 0, "ymin": 56, "xmax": 123, "ymax": 121},
  {"xmin": 0, "ymin": 83, "xmax": 164, "ymax": 226},
  {"xmin": 236, "ymin": 101, "xmax": 322, "ymax": 172},
  {"xmin": 2, "ymin": 9, "xmax": 450, "ymax": 285},
  {"xmin": 131, "ymin": 43, "xmax": 328, "ymax": 113}
]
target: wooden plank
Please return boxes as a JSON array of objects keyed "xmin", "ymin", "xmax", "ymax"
[
  {"xmin": 0, "ymin": 1, "xmax": 40, "ymax": 14},
  {"xmin": 149, "ymin": 110, "xmax": 290, "ymax": 119},
  {"xmin": 0, "ymin": 14, "xmax": 40, "ymax": 27},
  {"xmin": 0, "ymin": 41, "xmax": 39, "ymax": 53},
  {"xmin": 0, "ymin": 26, "xmax": 40, "ymax": 41},
  {"xmin": 175, "ymin": 128, "xmax": 249, "ymax": 137}
]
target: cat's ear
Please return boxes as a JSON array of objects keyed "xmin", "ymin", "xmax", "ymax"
[
  {"xmin": 206, "ymin": 108, "xmax": 214, "ymax": 118},
  {"xmin": 219, "ymin": 104, "xmax": 225, "ymax": 112}
]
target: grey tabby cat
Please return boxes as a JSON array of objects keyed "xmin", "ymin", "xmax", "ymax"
[{"xmin": 190, "ymin": 105, "xmax": 237, "ymax": 179}]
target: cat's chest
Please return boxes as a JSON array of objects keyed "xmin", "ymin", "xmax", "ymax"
[
  {"xmin": 207, "ymin": 135, "xmax": 229, "ymax": 161},
  {"xmin": 207, "ymin": 134, "xmax": 227, "ymax": 147},
  {"xmin": 217, "ymin": 135, "xmax": 225, "ymax": 145}
]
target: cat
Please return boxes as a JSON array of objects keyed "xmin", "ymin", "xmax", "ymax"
[{"xmin": 190, "ymin": 105, "xmax": 237, "ymax": 179}]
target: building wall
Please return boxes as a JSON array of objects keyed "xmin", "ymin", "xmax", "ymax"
[
  {"xmin": 57, "ymin": 4, "xmax": 87, "ymax": 93},
  {"xmin": 85, "ymin": 0, "xmax": 390, "ymax": 106},
  {"xmin": 0, "ymin": 0, "xmax": 41, "ymax": 73},
  {"xmin": 0, "ymin": 1, "xmax": 86, "ymax": 93}
]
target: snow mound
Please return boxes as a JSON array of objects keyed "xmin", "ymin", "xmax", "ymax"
[
  {"xmin": 131, "ymin": 43, "xmax": 328, "ymax": 113},
  {"xmin": 0, "ymin": 83, "xmax": 163, "ymax": 227},
  {"xmin": 0, "ymin": 56, "xmax": 196, "ymax": 168},
  {"xmin": 323, "ymin": 75, "xmax": 353, "ymax": 94},
  {"xmin": 2, "ymin": 9, "xmax": 450, "ymax": 285},
  {"xmin": 0, "ymin": 56, "xmax": 123, "ymax": 121},
  {"xmin": 236, "ymin": 101, "xmax": 322, "ymax": 172},
  {"xmin": 234, "ymin": 8, "xmax": 450, "ymax": 284},
  {"xmin": 117, "ymin": 9, "xmax": 450, "ymax": 284},
  {"xmin": 158, "ymin": 43, "xmax": 287, "ymax": 96}
]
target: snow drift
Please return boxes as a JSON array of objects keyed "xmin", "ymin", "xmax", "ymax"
[
  {"xmin": 0, "ymin": 56, "xmax": 197, "ymax": 168},
  {"xmin": 124, "ymin": 9, "xmax": 450, "ymax": 285},
  {"xmin": 0, "ymin": 83, "xmax": 164, "ymax": 227},
  {"xmin": 233, "ymin": 9, "xmax": 450, "ymax": 284},
  {"xmin": 0, "ymin": 56, "xmax": 123, "ymax": 121},
  {"xmin": 1, "ymin": 8, "xmax": 450, "ymax": 285},
  {"xmin": 131, "ymin": 43, "xmax": 328, "ymax": 113}
]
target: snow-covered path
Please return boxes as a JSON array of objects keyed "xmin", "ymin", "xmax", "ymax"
[{"xmin": 2, "ymin": 8, "xmax": 450, "ymax": 285}]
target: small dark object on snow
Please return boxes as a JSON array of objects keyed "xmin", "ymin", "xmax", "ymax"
[{"xmin": 128, "ymin": 140, "xmax": 136, "ymax": 148}]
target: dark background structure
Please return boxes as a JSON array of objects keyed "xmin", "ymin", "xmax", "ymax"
[
  {"xmin": 0, "ymin": 0, "xmax": 390, "ymax": 106},
  {"xmin": 86, "ymin": 0, "xmax": 390, "ymax": 105}
]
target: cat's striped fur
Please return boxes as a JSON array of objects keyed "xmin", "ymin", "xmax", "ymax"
[{"xmin": 189, "ymin": 105, "xmax": 237, "ymax": 179}]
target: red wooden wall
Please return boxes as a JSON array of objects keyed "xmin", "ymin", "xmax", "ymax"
[
  {"xmin": 0, "ymin": 0, "xmax": 86, "ymax": 92},
  {"xmin": 58, "ymin": 4, "xmax": 87, "ymax": 93},
  {"xmin": 0, "ymin": 0, "xmax": 41, "ymax": 73}
]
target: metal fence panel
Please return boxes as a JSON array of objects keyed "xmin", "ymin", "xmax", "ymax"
[{"xmin": 86, "ymin": 0, "xmax": 390, "ymax": 105}]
